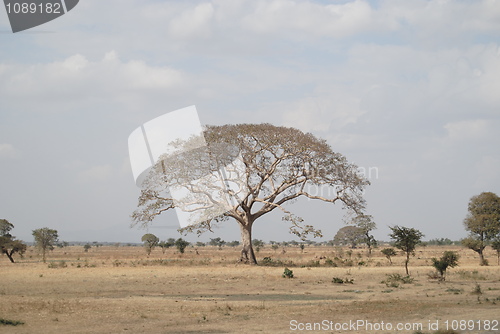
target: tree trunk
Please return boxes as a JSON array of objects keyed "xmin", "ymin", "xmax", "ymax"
[
  {"xmin": 239, "ymin": 222, "xmax": 257, "ymax": 264},
  {"xmin": 405, "ymin": 252, "xmax": 410, "ymax": 275},
  {"xmin": 478, "ymin": 249, "xmax": 486, "ymax": 266},
  {"xmin": 6, "ymin": 251, "xmax": 15, "ymax": 263}
]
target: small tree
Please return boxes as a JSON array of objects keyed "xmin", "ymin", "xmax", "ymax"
[
  {"xmin": 209, "ymin": 237, "xmax": 226, "ymax": 250},
  {"xmin": 381, "ymin": 247, "xmax": 397, "ymax": 265},
  {"xmin": 462, "ymin": 192, "xmax": 500, "ymax": 266},
  {"xmin": 252, "ymin": 239, "xmax": 264, "ymax": 252},
  {"xmin": 389, "ymin": 225, "xmax": 424, "ymax": 275},
  {"xmin": 158, "ymin": 240, "xmax": 173, "ymax": 254},
  {"xmin": 349, "ymin": 214, "xmax": 377, "ymax": 256},
  {"xmin": 83, "ymin": 244, "xmax": 92, "ymax": 252},
  {"xmin": 32, "ymin": 228, "xmax": 59, "ymax": 263},
  {"xmin": 333, "ymin": 226, "xmax": 364, "ymax": 249},
  {"xmin": 431, "ymin": 251, "xmax": 459, "ymax": 281},
  {"xmin": 141, "ymin": 233, "xmax": 159, "ymax": 256},
  {"xmin": 175, "ymin": 238, "xmax": 189, "ymax": 254}
]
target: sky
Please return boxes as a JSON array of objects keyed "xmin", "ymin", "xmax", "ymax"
[{"xmin": 1, "ymin": 0, "xmax": 499, "ymax": 244}]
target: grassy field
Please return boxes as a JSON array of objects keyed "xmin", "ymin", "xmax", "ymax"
[{"xmin": 1, "ymin": 245, "xmax": 500, "ymax": 333}]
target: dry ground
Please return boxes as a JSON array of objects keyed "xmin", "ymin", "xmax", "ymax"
[{"xmin": 1, "ymin": 245, "xmax": 499, "ymax": 333}]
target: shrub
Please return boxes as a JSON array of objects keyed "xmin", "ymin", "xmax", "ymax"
[
  {"xmin": 332, "ymin": 277, "xmax": 354, "ymax": 284},
  {"xmin": 282, "ymin": 268, "xmax": 294, "ymax": 278},
  {"xmin": 382, "ymin": 273, "xmax": 414, "ymax": 287},
  {"xmin": 431, "ymin": 251, "xmax": 459, "ymax": 281},
  {"xmin": 47, "ymin": 260, "xmax": 67, "ymax": 269},
  {"xmin": 472, "ymin": 283, "xmax": 482, "ymax": 295},
  {"xmin": 0, "ymin": 318, "xmax": 24, "ymax": 326}
]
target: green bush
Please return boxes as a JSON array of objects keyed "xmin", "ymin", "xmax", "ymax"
[
  {"xmin": 0, "ymin": 318, "xmax": 24, "ymax": 326},
  {"xmin": 382, "ymin": 273, "xmax": 414, "ymax": 287},
  {"xmin": 282, "ymin": 268, "xmax": 294, "ymax": 278},
  {"xmin": 431, "ymin": 251, "xmax": 459, "ymax": 281}
]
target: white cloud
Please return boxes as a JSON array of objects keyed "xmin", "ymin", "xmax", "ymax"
[
  {"xmin": 443, "ymin": 119, "xmax": 491, "ymax": 143},
  {"xmin": 474, "ymin": 155, "xmax": 500, "ymax": 190},
  {"xmin": 168, "ymin": 3, "xmax": 215, "ymax": 39},
  {"xmin": 0, "ymin": 52, "xmax": 185, "ymax": 97},
  {"xmin": 78, "ymin": 164, "xmax": 113, "ymax": 182},
  {"xmin": 0, "ymin": 143, "xmax": 18, "ymax": 159},
  {"xmin": 242, "ymin": 0, "xmax": 377, "ymax": 39}
]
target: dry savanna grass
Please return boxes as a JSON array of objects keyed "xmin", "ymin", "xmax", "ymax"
[{"xmin": 1, "ymin": 244, "xmax": 500, "ymax": 333}]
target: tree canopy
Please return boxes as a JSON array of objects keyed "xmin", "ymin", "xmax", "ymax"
[
  {"xmin": 389, "ymin": 225, "xmax": 424, "ymax": 275},
  {"xmin": 133, "ymin": 123, "xmax": 369, "ymax": 264},
  {"xmin": 32, "ymin": 227, "xmax": 59, "ymax": 263},
  {"xmin": 0, "ymin": 219, "xmax": 27, "ymax": 263},
  {"xmin": 333, "ymin": 226, "xmax": 364, "ymax": 248},
  {"xmin": 141, "ymin": 233, "xmax": 160, "ymax": 255},
  {"xmin": 461, "ymin": 192, "xmax": 500, "ymax": 265}
]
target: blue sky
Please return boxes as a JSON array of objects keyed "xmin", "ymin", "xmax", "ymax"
[{"xmin": 1, "ymin": 0, "xmax": 500, "ymax": 244}]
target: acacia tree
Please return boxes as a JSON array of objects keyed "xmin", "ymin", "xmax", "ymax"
[
  {"xmin": 348, "ymin": 214, "xmax": 377, "ymax": 255},
  {"xmin": 381, "ymin": 248, "xmax": 397, "ymax": 265},
  {"xmin": 175, "ymin": 238, "xmax": 189, "ymax": 254},
  {"xmin": 141, "ymin": 233, "xmax": 159, "ymax": 255},
  {"xmin": 0, "ymin": 219, "xmax": 14, "ymax": 236},
  {"xmin": 209, "ymin": 237, "xmax": 226, "ymax": 250},
  {"xmin": 32, "ymin": 227, "xmax": 58, "ymax": 263},
  {"xmin": 333, "ymin": 226, "xmax": 364, "ymax": 248},
  {"xmin": 158, "ymin": 239, "xmax": 175, "ymax": 254},
  {"xmin": 132, "ymin": 124, "xmax": 369, "ymax": 264},
  {"xmin": 461, "ymin": 192, "xmax": 500, "ymax": 266},
  {"xmin": 389, "ymin": 225, "xmax": 424, "ymax": 275},
  {"xmin": 0, "ymin": 219, "xmax": 27, "ymax": 263}
]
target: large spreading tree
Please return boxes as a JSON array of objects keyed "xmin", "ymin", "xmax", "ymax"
[
  {"xmin": 132, "ymin": 124, "xmax": 369, "ymax": 264},
  {"xmin": 461, "ymin": 192, "xmax": 500, "ymax": 265}
]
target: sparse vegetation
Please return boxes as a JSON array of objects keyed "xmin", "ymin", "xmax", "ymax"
[
  {"xmin": 0, "ymin": 243, "xmax": 499, "ymax": 333},
  {"xmin": 332, "ymin": 277, "xmax": 354, "ymax": 284},
  {"xmin": 382, "ymin": 273, "xmax": 414, "ymax": 288}
]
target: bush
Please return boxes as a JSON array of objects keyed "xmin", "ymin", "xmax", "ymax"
[
  {"xmin": 431, "ymin": 251, "xmax": 459, "ymax": 281},
  {"xmin": 47, "ymin": 260, "xmax": 67, "ymax": 269},
  {"xmin": 0, "ymin": 318, "xmax": 24, "ymax": 326},
  {"xmin": 282, "ymin": 268, "xmax": 294, "ymax": 278},
  {"xmin": 332, "ymin": 277, "xmax": 354, "ymax": 284},
  {"xmin": 382, "ymin": 273, "xmax": 414, "ymax": 287},
  {"xmin": 260, "ymin": 257, "xmax": 294, "ymax": 267}
]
